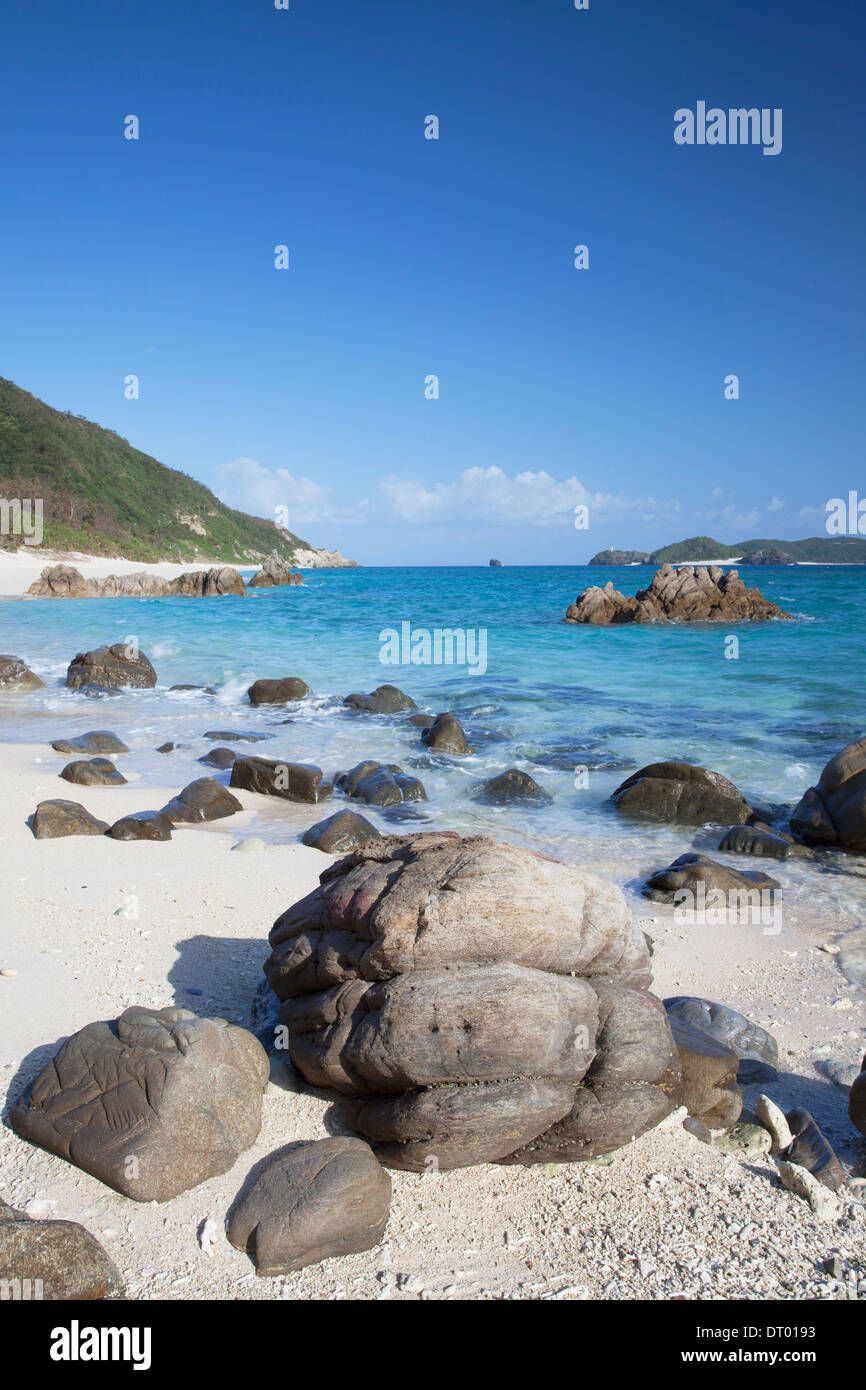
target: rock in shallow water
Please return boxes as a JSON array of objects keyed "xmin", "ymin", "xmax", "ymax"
[
  {"xmin": 612, "ymin": 762, "xmax": 753, "ymax": 826},
  {"xmin": 227, "ymin": 1138, "xmax": 391, "ymax": 1275},
  {"xmin": 0, "ymin": 1199, "xmax": 124, "ymax": 1299},
  {"xmin": 247, "ymin": 676, "xmax": 310, "ymax": 706},
  {"xmin": 718, "ymin": 825, "xmax": 809, "ymax": 859},
  {"xmin": 565, "ymin": 564, "xmax": 793, "ymax": 625},
  {"xmin": 198, "ymin": 746, "xmax": 237, "ymax": 769},
  {"xmin": 343, "ymin": 684, "xmax": 416, "ymax": 714},
  {"xmin": 264, "ymin": 834, "xmax": 678, "ymax": 1168},
  {"xmin": 0, "ymin": 655, "xmax": 45, "ymax": 692},
  {"xmin": 335, "ymin": 760, "xmax": 426, "ymax": 807},
  {"xmin": 66, "ymin": 643, "xmax": 157, "ymax": 690},
  {"xmin": 421, "ymin": 712, "xmax": 469, "ymax": 755},
  {"xmin": 474, "ymin": 768, "xmax": 548, "ymax": 804},
  {"xmin": 301, "ymin": 809, "xmax": 382, "ymax": 853},
  {"xmin": 230, "ymin": 757, "xmax": 330, "ymax": 803},
  {"xmin": 791, "ymin": 737, "xmax": 866, "ymax": 851},
  {"xmin": 644, "ymin": 854, "xmax": 779, "ymax": 910},
  {"xmin": 32, "ymin": 800, "xmax": 110, "ymax": 839},
  {"xmin": 10, "ymin": 1007, "xmax": 268, "ymax": 1202}
]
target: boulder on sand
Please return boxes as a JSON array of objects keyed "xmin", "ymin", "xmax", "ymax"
[
  {"xmin": 160, "ymin": 777, "xmax": 243, "ymax": 823},
  {"xmin": 264, "ymin": 834, "xmax": 680, "ymax": 1169},
  {"xmin": 421, "ymin": 712, "xmax": 469, "ymax": 755},
  {"xmin": 227, "ymin": 1138, "xmax": 391, "ymax": 1275},
  {"xmin": 565, "ymin": 564, "xmax": 793, "ymax": 625},
  {"xmin": 50, "ymin": 731, "xmax": 129, "ymax": 755},
  {"xmin": 231, "ymin": 757, "xmax": 330, "ymax": 804},
  {"xmin": 66, "ymin": 644, "xmax": 157, "ymax": 690},
  {"xmin": 59, "ymin": 758, "xmax": 127, "ymax": 787},
  {"xmin": 643, "ymin": 854, "xmax": 779, "ymax": 906},
  {"xmin": 664, "ymin": 997, "xmax": 778, "ymax": 1084},
  {"xmin": 0, "ymin": 1199, "xmax": 124, "ymax": 1300},
  {"xmin": 32, "ymin": 800, "xmax": 111, "ymax": 839},
  {"xmin": 343, "ymin": 685, "xmax": 416, "ymax": 714},
  {"xmin": 666, "ymin": 1017, "xmax": 742, "ymax": 1129},
  {"xmin": 0, "ymin": 655, "xmax": 45, "ymax": 692},
  {"xmin": 335, "ymin": 761, "xmax": 426, "ymax": 807},
  {"xmin": 10, "ymin": 1007, "xmax": 269, "ymax": 1202},
  {"xmin": 107, "ymin": 811, "xmax": 174, "ymax": 841},
  {"xmin": 301, "ymin": 809, "xmax": 382, "ymax": 853},
  {"xmin": 791, "ymin": 737, "xmax": 866, "ymax": 851},
  {"xmin": 248, "ymin": 677, "xmax": 310, "ymax": 706},
  {"xmin": 611, "ymin": 762, "xmax": 753, "ymax": 825}
]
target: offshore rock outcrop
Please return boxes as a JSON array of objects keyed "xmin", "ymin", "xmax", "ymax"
[
  {"xmin": 264, "ymin": 833, "xmax": 681, "ymax": 1170},
  {"xmin": 565, "ymin": 564, "xmax": 793, "ymax": 624},
  {"xmin": 247, "ymin": 552, "xmax": 304, "ymax": 588}
]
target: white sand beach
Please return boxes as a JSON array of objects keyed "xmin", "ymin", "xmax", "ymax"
[{"xmin": 1, "ymin": 740, "xmax": 864, "ymax": 1300}]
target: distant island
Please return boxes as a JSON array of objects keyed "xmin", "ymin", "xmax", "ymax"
[
  {"xmin": 0, "ymin": 377, "xmax": 357, "ymax": 567},
  {"xmin": 588, "ymin": 534, "xmax": 866, "ymax": 566}
]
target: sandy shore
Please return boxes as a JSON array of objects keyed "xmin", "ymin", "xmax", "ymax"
[
  {"xmin": 0, "ymin": 549, "xmax": 253, "ymax": 598},
  {"xmin": 1, "ymin": 739, "xmax": 865, "ymax": 1300}
]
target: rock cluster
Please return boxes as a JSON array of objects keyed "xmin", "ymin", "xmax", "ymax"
[
  {"xmin": 27, "ymin": 563, "xmax": 247, "ymax": 599},
  {"xmin": 264, "ymin": 834, "xmax": 681, "ymax": 1170},
  {"xmin": 565, "ymin": 564, "xmax": 793, "ymax": 624},
  {"xmin": 791, "ymin": 737, "xmax": 866, "ymax": 851},
  {"xmin": 10, "ymin": 1007, "xmax": 269, "ymax": 1202},
  {"xmin": 247, "ymin": 552, "xmax": 304, "ymax": 588}
]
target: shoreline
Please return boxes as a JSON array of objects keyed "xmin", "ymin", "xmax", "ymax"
[{"xmin": 1, "ymin": 736, "xmax": 864, "ymax": 1299}]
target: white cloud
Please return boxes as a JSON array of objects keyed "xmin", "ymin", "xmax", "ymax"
[
  {"xmin": 768, "ymin": 495, "xmax": 784, "ymax": 512},
  {"xmin": 376, "ymin": 466, "xmax": 663, "ymax": 527},
  {"xmin": 215, "ymin": 456, "xmax": 362, "ymax": 525}
]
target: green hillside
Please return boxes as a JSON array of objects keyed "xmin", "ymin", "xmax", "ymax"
[
  {"xmin": 591, "ymin": 535, "xmax": 866, "ymax": 565},
  {"xmin": 0, "ymin": 377, "xmax": 312, "ymax": 563}
]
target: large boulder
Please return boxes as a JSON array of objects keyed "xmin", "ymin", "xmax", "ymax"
[
  {"xmin": 565, "ymin": 564, "xmax": 793, "ymax": 625},
  {"xmin": 66, "ymin": 644, "xmax": 157, "ymax": 690},
  {"xmin": 343, "ymin": 685, "xmax": 416, "ymax": 714},
  {"xmin": 167, "ymin": 567, "xmax": 246, "ymax": 597},
  {"xmin": 0, "ymin": 1200, "xmax": 124, "ymax": 1300},
  {"xmin": 335, "ymin": 761, "xmax": 426, "ymax": 807},
  {"xmin": 612, "ymin": 762, "xmax": 753, "ymax": 825},
  {"xmin": 643, "ymin": 854, "xmax": 779, "ymax": 906},
  {"xmin": 160, "ymin": 778, "xmax": 243, "ymax": 823},
  {"xmin": 25, "ymin": 564, "xmax": 95, "ymax": 598},
  {"xmin": 230, "ymin": 757, "xmax": 330, "ymax": 804},
  {"xmin": 850, "ymin": 1056, "xmax": 866, "ymax": 1139},
  {"xmin": 248, "ymin": 677, "xmax": 310, "ymax": 706},
  {"xmin": 93, "ymin": 571, "xmax": 171, "ymax": 597},
  {"xmin": 227, "ymin": 1138, "xmax": 390, "ymax": 1275},
  {"xmin": 10, "ymin": 1007, "xmax": 268, "ymax": 1202},
  {"xmin": 0, "ymin": 655, "xmax": 45, "ymax": 692},
  {"xmin": 421, "ymin": 712, "xmax": 469, "ymax": 755},
  {"xmin": 32, "ymin": 800, "xmax": 110, "ymax": 839},
  {"xmin": 264, "ymin": 834, "xmax": 679, "ymax": 1169},
  {"xmin": 247, "ymin": 552, "xmax": 304, "ymax": 589},
  {"xmin": 791, "ymin": 738, "xmax": 866, "ymax": 850},
  {"xmin": 667, "ymin": 1017, "xmax": 742, "ymax": 1128},
  {"xmin": 59, "ymin": 758, "xmax": 127, "ymax": 787},
  {"xmin": 475, "ymin": 769, "xmax": 548, "ymax": 804},
  {"xmin": 50, "ymin": 731, "xmax": 129, "ymax": 755}
]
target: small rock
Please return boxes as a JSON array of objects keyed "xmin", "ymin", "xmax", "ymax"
[
  {"xmin": 59, "ymin": 758, "xmax": 127, "ymax": 787},
  {"xmin": 714, "ymin": 1118, "xmax": 772, "ymax": 1160},
  {"xmin": 755, "ymin": 1094, "xmax": 793, "ymax": 1153},
  {"xmin": 232, "ymin": 837, "xmax": 268, "ymax": 853},
  {"xmin": 776, "ymin": 1161, "xmax": 842, "ymax": 1221}
]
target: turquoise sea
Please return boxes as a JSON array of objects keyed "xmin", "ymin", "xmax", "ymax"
[{"xmin": 2, "ymin": 564, "xmax": 865, "ymax": 918}]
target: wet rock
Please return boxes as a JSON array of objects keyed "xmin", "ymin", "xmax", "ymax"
[
  {"xmin": 170, "ymin": 684, "xmax": 217, "ymax": 693},
  {"xmin": 301, "ymin": 809, "xmax": 382, "ymax": 853},
  {"xmin": 343, "ymin": 685, "xmax": 417, "ymax": 714},
  {"xmin": 230, "ymin": 757, "xmax": 330, "ymax": 804},
  {"xmin": 565, "ymin": 564, "xmax": 793, "ymax": 625},
  {"xmin": 612, "ymin": 763, "xmax": 753, "ymax": 826},
  {"xmin": 32, "ymin": 800, "xmax": 111, "ymax": 839},
  {"xmin": 265, "ymin": 834, "xmax": 675, "ymax": 1168},
  {"xmin": 79, "ymin": 685, "xmax": 122, "ymax": 699},
  {"xmin": 421, "ymin": 712, "xmax": 469, "ymax": 755},
  {"xmin": 644, "ymin": 854, "xmax": 779, "ymax": 911},
  {"xmin": 0, "ymin": 655, "xmax": 45, "ymax": 692},
  {"xmin": 66, "ymin": 644, "xmax": 157, "ymax": 690},
  {"xmin": 156, "ymin": 742, "xmax": 176, "ymax": 754},
  {"xmin": 667, "ymin": 1017, "xmax": 742, "ymax": 1129},
  {"xmin": 107, "ymin": 811, "xmax": 174, "ymax": 841},
  {"xmin": 161, "ymin": 777, "xmax": 243, "ymax": 823},
  {"xmin": 850, "ymin": 1056, "xmax": 866, "ymax": 1138},
  {"xmin": 50, "ymin": 731, "xmax": 130, "ymax": 755},
  {"xmin": 203, "ymin": 730, "xmax": 271, "ymax": 743},
  {"xmin": 0, "ymin": 1199, "xmax": 124, "ymax": 1299},
  {"xmin": 59, "ymin": 758, "xmax": 127, "ymax": 787},
  {"xmin": 664, "ymin": 996, "xmax": 778, "ymax": 1084},
  {"xmin": 198, "ymin": 746, "xmax": 237, "ymax": 770},
  {"xmin": 474, "ymin": 769, "xmax": 548, "ymax": 804},
  {"xmin": 718, "ymin": 825, "xmax": 809, "ymax": 859},
  {"xmin": 227, "ymin": 1138, "xmax": 390, "ymax": 1275},
  {"xmin": 247, "ymin": 677, "xmax": 310, "ymax": 706},
  {"xmin": 783, "ymin": 1108, "xmax": 845, "ymax": 1190},
  {"xmin": 791, "ymin": 737, "xmax": 866, "ymax": 850},
  {"xmin": 335, "ymin": 760, "xmax": 426, "ymax": 807},
  {"xmin": 407, "ymin": 712, "xmax": 435, "ymax": 729},
  {"xmin": 10, "ymin": 1007, "xmax": 269, "ymax": 1202}
]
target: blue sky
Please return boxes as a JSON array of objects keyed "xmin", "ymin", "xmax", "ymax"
[{"xmin": 2, "ymin": 0, "xmax": 864, "ymax": 564}]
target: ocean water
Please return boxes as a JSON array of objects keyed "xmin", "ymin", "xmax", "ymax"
[{"xmin": 2, "ymin": 564, "xmax": 865, "ymax": 918}]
